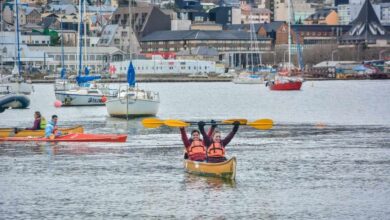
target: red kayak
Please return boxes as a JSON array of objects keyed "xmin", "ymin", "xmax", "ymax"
[{"xmin": 0, "ymin": 133, "xmax": 127, "ymax": 143}]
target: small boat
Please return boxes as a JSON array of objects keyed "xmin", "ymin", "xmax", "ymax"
[
  {"xmin": 0, "ymin": 94, "xmax": 30, "ymax": 112},
  {"xmin": 55, "ymin": 86, "xmax": 116, "ymax": 106},
  {"xmin": 184, "ymin": 157, "xmax": 237, "ymax": 180},
  {"xmin": 266, "ymin": 76, "xmax": 303, "ymax": 91},
  {"xmin": 0, "ymin": 133, "xmax": 127, "ymax": 143},
  {"xmin": 0, "ymin": 125, "xmax": 84, "ymax": 137}
]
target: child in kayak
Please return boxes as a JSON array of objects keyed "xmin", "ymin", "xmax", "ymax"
[
  {"xmin": 26, "ymin": 111, "xmax": 46, "ymax": 130},
  {"xmin": 180, "ymin": 121, "xmax": 217, "ymax": 161},
  {"xmin": 198, "ymin": 121, "xmax": 240, "ymax": 163},
  {"xmin": 45, "ymin": 115, "xmax": 62, "ymax": 139}
]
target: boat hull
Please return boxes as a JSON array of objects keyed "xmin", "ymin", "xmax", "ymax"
[
  {"xmin": 184, "ymin": 157, "xmax": 237, "ymax": 180},
  {"xmin": 0, "ymin": 133, "xmax": 127, "ymax": 142},
  {"xmin": 55, "ymin": 92, "xmax": 112, "ymax": 106},
  {"xmin": 0, "ymin": 125, "xmax": 84, "ymax": 137},
  {"xmin": 269, "ymin": 81, "xmax": 302, "ymax": 90},
  {"xmin": 106, "ymin": 98, "xmax": 159, "ymax": 117}
]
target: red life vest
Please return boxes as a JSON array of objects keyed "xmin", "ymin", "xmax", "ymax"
[
  {"xmin": 187, "ymin": 140, "xmax": 206, "ymax": 160},
  {"xmin": 207, "ymin": 142, "xmax": 225, "ymax": 158}
]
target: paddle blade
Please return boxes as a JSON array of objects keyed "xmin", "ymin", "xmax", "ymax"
[
  {"xmin": 141, "ymin": 118, "xmax": 164, "ymax": 128},
  {"xmin": 222, "ymin": 118, "xmax": 248, "ymax": 125},
  {"xmin": 164, "ymin": 119, "xmax": 189, "ymax": 128},
  {"xmin": 247, "ymin": 119, "xmax": 274, "ymax": 130}
]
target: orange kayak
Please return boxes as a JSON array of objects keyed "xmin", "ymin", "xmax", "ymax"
[{"xmin": 0, "ymin": 133, "xmax": 127, "ymax": 143}]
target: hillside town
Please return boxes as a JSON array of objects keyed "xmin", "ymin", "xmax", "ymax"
[{"xmin": 0, "ymin": 0, "xmax": 389, "ymax": 80}]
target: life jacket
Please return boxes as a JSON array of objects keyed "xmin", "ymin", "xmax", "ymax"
[
  {"xmin": 188, "ymin": 140, "xmax": 206, "ymax": 159},
  {"xmin": 207, "ymin": 142, "xmax": 225, "ymax": 158},
  {"xmin": 39, "ymin": 117, "xmax": 47, "ymax": 129}
]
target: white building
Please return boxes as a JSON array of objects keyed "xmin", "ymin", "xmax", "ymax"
[{"xmin": 29, "ymin": 46, "xmax": 126, "ymax": 74}]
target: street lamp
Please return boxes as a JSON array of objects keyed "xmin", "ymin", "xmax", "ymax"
[{"xmin": 331, "ymin": 49, "xmax": 338, "ymax": 62}]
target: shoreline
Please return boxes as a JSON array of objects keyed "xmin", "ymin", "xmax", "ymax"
[{"xmin": 30, "ymin": 76, "xmax": 389, "ymax": 84}]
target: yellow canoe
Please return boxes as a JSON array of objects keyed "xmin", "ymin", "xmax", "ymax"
[
  {"xmin": 0, "ymin": 125, "xmax": 84, "ymax": 137},
  {"xmin": 184, "ymin": 157, "xmax": 237, "ymax": 180}
]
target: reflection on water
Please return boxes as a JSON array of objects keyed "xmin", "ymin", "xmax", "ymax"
[
  {"xmin": 184, "ymin": 174, "xmax": 236, "ymax": 190},
  {"xmin": 0, "ymin": 81, "xmax": 389, "ymax": 218}
]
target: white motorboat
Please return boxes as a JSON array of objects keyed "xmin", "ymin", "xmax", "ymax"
[
  {"xmin": 232, "ymin": 71, "xmax": 265, "ymax": 84},
  {"xmin": 55, "ymin": 85, "xmax": 117, "ymax": 106},
  {"xmin": 106, "ymin": 86, "xmax": 160, "ymax": 117}
]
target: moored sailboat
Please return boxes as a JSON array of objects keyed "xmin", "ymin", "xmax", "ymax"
[
  {"xmin": 106, "ymin": 62, "xmax": 160, "ymax": 117},
  {"xmin": 266, "ymin": 0, "xmax": 304, "ymax": 91}
]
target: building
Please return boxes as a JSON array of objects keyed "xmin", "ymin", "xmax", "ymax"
[
  {"xmin": 240, "ymin": 5, "xmax": 271, "ymax": 24},
  {"xmin": 304, "ymin": 9, "xmax": 339, "ymax": 25},
  {"xmin": 139, "ymin": 30, "xmax": 272, "ymax": 53},
  {"xmin": 176, "ymin": 46, "xmax": 219, "ymax": 61},
  {"xmin": 97, "ymin": 24, "xmax": 140, "ymax": 55},
  {"xmin": 208, "ymin": 7, "xmax": 241, "ymax": 25},
  {"xmin": 110, "ymin": 5, "xmax": 171, "ymax": 39},
  {"xmin": 339, "ymin": 0, "xmax": 389, "ymax": 46},
  {"xmin": 29, "ymin": 46, "xmax": 126, "ymax": 74}
]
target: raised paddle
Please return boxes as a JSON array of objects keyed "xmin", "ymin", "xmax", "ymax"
[
  {"xmin": 142, "ymin": 118, "xmax": 273, "ymax": 130},
  {"xmin": 141, "ymin": 118, "xmax": 247, "ymax": 128}
]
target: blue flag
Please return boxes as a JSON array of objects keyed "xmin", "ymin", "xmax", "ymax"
[
  {"xmin": 127, "ymin": 62, "xmax": 136, "ymax": 87},
  {"xmin": 60, "ymin": 68, "xmax": 66, "ymax": 79},
  {"xmin": 84, "ymin": 66, "xmax": 90, "ymax": 75}
]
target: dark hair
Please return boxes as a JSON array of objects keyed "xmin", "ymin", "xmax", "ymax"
[
  {"xmin": 191, "ymin": 129, "xmax": 200, "ymax": 135},
  {"xmin": 35, "ymin": 111, "xmax": 41, "ymax": 117},
  {"xmin": 52, "ymin": 115, "xmax": 58, "ymax": 119}
]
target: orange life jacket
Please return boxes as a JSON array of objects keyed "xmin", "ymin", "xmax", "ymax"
[
  {"xmin": 207, "ymin": 142, "xmax": 225, "ymax": 158},
  {"xmin": 188, "ymin": 140, "xmax": 206, "ymax": 158}
]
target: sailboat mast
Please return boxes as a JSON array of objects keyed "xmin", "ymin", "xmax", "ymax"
[
  {"xmin": 78, "ymin": 0, "xmax": 84, "ymax": 76},
  {"xmin": 61, "ymin": 16, "xmax": 65, "ymax": 72},
  {"xmin": 287, "ymin": 0, "xmax": 291, "ymax": 73},
  {"xmin": 83, "ymin": 0, "xmax": 88, "ymax": 71},
  {"xmin": 15, "ymin": 0, "xmax": 21, "ymax": 78},
  {"xmin": 128, "ymin": 0, "xmax": 132, "ymax": 61}
]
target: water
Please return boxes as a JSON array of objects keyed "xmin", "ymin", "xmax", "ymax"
[{"xmin": 0, "ymin": 81, "xmax": 389, "ymax": 219}]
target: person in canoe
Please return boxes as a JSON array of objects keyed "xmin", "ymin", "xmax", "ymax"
[
  {"xmin": 180, "ymin": 121, "xmax": 217, "ymax": 161},
  {"xmin": 198, "ymin": 120, "xmax": 240, "ymax": 163},
  {"xmin": 45, "ymin": 115, "xmax": 62, "ymax": 139},
  {"xmin": 26, "ymin": 111, "xmax": 47, "ymax": 130}
]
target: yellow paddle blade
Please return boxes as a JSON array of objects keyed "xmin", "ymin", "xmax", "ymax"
[
  {"xmin": 164, "ymin": 119, "xmax": 190, "ymax": 128},
  {"xmin": 247, "ymin": 119, "xmax": 274, "ymax": 130},
  {"xmin": 222, "ymin": 118, "xmax": 248, "ymax": 125},
  {"xmin": 141, "ymin": 118, "xmax": 164, "ymax": 128}
]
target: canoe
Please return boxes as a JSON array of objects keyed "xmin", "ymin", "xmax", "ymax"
[
  {"xmin": 184, "ymin": 157, "xmax": 236, "ymax": 180},
  {"xmin": 0, "ymin": 133, "xmax": 127, "ymax": 143},
  {"xmin": 0, "ymin": 126, "xmax": 84, "ymax": 138}
]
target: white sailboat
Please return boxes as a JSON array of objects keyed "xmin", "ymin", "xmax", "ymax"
[
  {"xmin": 106, "ymin": 63, "xmax": 160, "ymax": 117},
  {"xmin": 54, "ymin": 0, "xmax": 116, "ymax": 106},
  {"xmin": 106, "ymin": 2, "xmax": 159, "ymax": 118},
  {"xmin": 233, "ymin": 13, "xmax": 265, "ymax": 84}
]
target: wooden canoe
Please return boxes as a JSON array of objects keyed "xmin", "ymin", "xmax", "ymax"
[
  {"xmin": 184, "ymin": 157, "xmax": 236, "ymax": 180},
  {"xmin": 0, "ymin": 133, "xmax": 127, "ymax": 143},
  {"xmin": 0, "ymin": 125, "xmax": 84, "ymax": 137}
]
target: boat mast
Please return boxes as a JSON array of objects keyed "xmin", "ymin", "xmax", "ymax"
[
  {"xmin": 83, "ymin": 0, "xmax": 88, "ymax": 74},
  {"xmin": 78, "ymin": 0, "xmax": 84, "ymax": 78},
  {"xmin": 287, "ymin": 0, "xmax": 291, "ymax": 73},
  {"xmin": 15, "ymin": 0, "xmax": 21, "ymax": 80},
  {"xmin": 60, "ymin": 16, "xmax": 66, "ymax": 78}
]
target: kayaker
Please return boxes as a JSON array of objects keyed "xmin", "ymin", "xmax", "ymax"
[
  {"xmin": 45, "ymin": 115, "xmax": 62, "ymax": 139},
  {"xmin": 180, "ymin": 121, "xmax": 217, "ymax": 161},
  {"xmin": 26, "ymin": 111, "xmax": 46, "ymax": 130},
  {"xmin": 198, "ymin": 121, "xmax": 240, "ymax": 163}
]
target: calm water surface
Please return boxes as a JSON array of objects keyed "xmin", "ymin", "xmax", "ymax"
[{"xmin": 0, "ymin": 81, "xmax": 389, "ymax": 219}]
